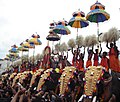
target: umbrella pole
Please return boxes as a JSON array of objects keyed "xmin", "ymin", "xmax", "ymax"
[
  {"xmin": 47, "ymin": 41, "xmax": 49, "ymax": 46},
  {"xmin": 33, "ymin": 47, "xmax": 35, "ymax": 66},
  {"xmin": 28, "ymin": 49, "xmax": 29, "ymax": 62},
  {"xmin": 77, "ymin": 28, "xmax": 78, "ymax": 38},
  {"xmin": 97, "ymin": 23, "xmax": 101, "ymax": 50},
  {"xmin": 59, "ymin": 35, "xmax": 62, "ymax": 44},
  {"xmin": 22, "ymin": 51, "xmax": 23, "ymax": 65},
  {"xmin": 97, "ymin": 23, "xmax": 99, "ymax": 36},
  {"xmin": 52, "ymin": 41, "xmax": 54, "ymax": 52}
]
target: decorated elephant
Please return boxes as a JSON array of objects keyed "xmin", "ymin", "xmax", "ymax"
[{"xmin": 78, "ymin": 66, "xmax": 116, "ymax": 102}]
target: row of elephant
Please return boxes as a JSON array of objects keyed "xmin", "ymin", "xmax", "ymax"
[{"xmin": 4, "ymin": 66, "xmax": 120, "ymax": 102}]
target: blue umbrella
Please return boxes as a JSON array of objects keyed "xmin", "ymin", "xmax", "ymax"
[
  {"xmin": 86, "ymin": 1, "xmax": 110, "ymax": 36},
  {"xmin": 9, "ymin": 47, "xmax": 18, "ymax": 53}
]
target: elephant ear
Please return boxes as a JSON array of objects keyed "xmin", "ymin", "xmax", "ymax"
[
  {"xmin": 84, "ymin": 66, "xmax": 104, "ymax": 96},
  {"xmin": 102, "ymin": 72, "xmax": 112, "ymax": 85},
  {"xmin": 59, "ymin": 66, "xmax": 76, "ymax": 96},
  {"xmin": 30, "ymin": 69, "xmax": 44, "ymax": 87},
  {"xmin": 37, "ymin": 68, "xmax": 53, "ymax": 91}
]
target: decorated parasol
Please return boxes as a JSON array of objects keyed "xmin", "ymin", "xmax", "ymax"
[
  {"xmin": 9, "ymin": 45, "xmax": 18, "ymax": 53},
  {"xmin": 53, "ymin": 19, "xmax": 70, "ymax": 44},
  {"xmin": 46, "ymin": 30, "xmax": 60, "ymax": 41},
  {"xmin": 29, "ymin": 38, "xmax": 42, "ymax": 45},
  {"xmin": 18, "ymin": 46, "xmax": 29, "ymax": 52},
  {"xmin": 86, "ymin": 1, "xmax": 110, "ymax": 38},
  {"xmin": 49, "ymin": 21, "xmax": 57, "ymax": 29},
  {"xmin": 31, "ymin": 33, "xmax": 40, "ymax": 38},
  {"xmin": 4, "ymin": 56, "xmax": 10, "ymax": 60},
  {"xmin": 21, "ymin": 40, "xmax": 35, "ymax": 60},
  {"xmin": 46, "ymin": 30, "xmax": 60, "ymax": 52},
  {"xmin": 9, "ymin": 52, "xmax": 19, "ymax": 57},
  {"xmin": 90, "ymin": 0, "xmax": 105, "ymax": 10},
  {"xmin": 68, "ymin": 9, "xmax": 89, "ymax": 37},
  {"xmin": 8, "ymin": 44, "xmax": 19, "ymax": 63},
  {"xmin": 28, "ymin": 34, "xmax": 42, "ymax": 64},
  {"xmin": 53, "ymin": 20, "xmax": 70, "ymax": 35}
]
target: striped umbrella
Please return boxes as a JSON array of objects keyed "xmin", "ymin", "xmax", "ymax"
[
  {"xmin": 46, "ymin": 30, "xmax": 60, "ymax": 41},
  {"xmin": 18, "ymin": 46, "xmax": 29, "ymax": 62},
  {"xmin": 49, "ymin": 21, "xmax": 57, "ymax": 29},
  {"xmin": 90, "ymin": 1, "xmax": 105, "ymax": 10},
  {"xmin": 68, "ymin": 10, "xmax": 89, "ymax": 37},
  {"xmin": 53, "ymin": 19, "xmax": 71, "ymax": 44},
  {"xmin": 29, "ymin": 38, "xmax": 42, "ymax": 45},
  {"xmin": 86, "ymin": 9, "xmax": 110, "ymax": 23},
  {"xmin": 4, "ymin": 56, "xmax": 10, "ymax": 60},
  {"xmin": 18, "ymin": 46, "xmax": 29, "ymax": 52},
  {"xmin": 21, "ymin": 41, "xmax": 35, "ymax": 49},
  {"xmin": 53, "ymin": 20, "xmax": 71, "ymax": 35},
  {"xmin": 28, "ymin": 36, "xmax": 42, "ymax": 65},
  {"xmin": 72, "ymin": 10, "xmax": 85, "ymax": 17},
  {"xmin": 32, "ymin": 34, "xmax": 40, "ymax": 38},
  {"xmin": 9, "ymin": 52, "xmax": 19, "ymax": 57},
  {"xmin": 46, "ymin": 30, "xmax": 60, "ymax": 51},
  {"xmin": 86, "ymin": 2, "xmax": 110, "ymax": 36},
  {"xmin": 9, "ymin": 47, "xmax": 18, "ymax": 53}
]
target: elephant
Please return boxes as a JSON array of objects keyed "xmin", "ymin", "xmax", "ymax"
[{"xmin": 78, "ymin": 66, "xmax": 116, "ymax": 102}]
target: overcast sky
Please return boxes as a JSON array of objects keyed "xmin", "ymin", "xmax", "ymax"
[{"xmin": 0, "ymin": 0, "xmax": 120, "ymax": 59}]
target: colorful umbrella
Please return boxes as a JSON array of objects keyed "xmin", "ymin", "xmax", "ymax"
[
  {"xmin": 29, "ymin": 38, "xmax": 42, "ymax": 45},
  {"xmin": 28, "ymin": 36, "xmax": 42, "ymax": 65},
  {"xmin": 49, "ymin": 22, "xmax": 57, "ymax": 29},
  {"xmin": 18, "ymin": 46, "xmax": 29, "ymax": 52},
  {"xmin": 9, "ymin": 52, "xmax": 19, "ymax": 57},
  {"xmin": 32, "ymin": 34, "xmax": 40, "ymax": 38},
  {"xmin": 72, "ymin": 10, "xmax": 85, "ymax": 17},
  {"xmin": 86, "ymin": 1, "xmax": 110, "ymax": 36},
  {"xmin": 9, "ymin": 47, "xmax": 18, "ymax": 53},
  {"xmin": 53, "ymin": 19, "xmax": 71, "ymax": 35},
  {"xmin": 68, "ymin": 10, "xmax": 89, "ymax": 37},
  {"xmin": 4, "ymin": 56, "xmax": 10, "ymax": 60},
  {"xmin": 86, "ymin": 9, "xmax": 110, "ymax": 23},
  {"xmin": 90, "ymin": 1, "xmax": 105, "ymax": 10},
  {"xmin": 21, "ymin": 42, "xmax": 35, "ymax": 49},
  {"xmin": 46, "ymin": 30, "xmax": 60, "ymax": 41},
  {"xmin": 46, "ymin": 30, "xmax": 60, "ymax": 51},
  {"xmin": 11, "ymin": 44, "xmax": 18, "ymax": 48},
  {"xmin": 18, "ymin": 46, "xmax": 29, "ymax": 61}
]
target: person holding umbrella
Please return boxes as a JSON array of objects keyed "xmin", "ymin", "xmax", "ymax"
[{"xmin": 86, "ymin": 48, "xmax": 93, "ymax": 68}]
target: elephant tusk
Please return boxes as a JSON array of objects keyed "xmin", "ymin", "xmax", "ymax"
[
  {"xmin": 97, "ymin": 80, "xmax": 100, "ymax": 84},
  {"xmin": 109, "ymin": 69, "xmax": 112, "ymax": 75},
  {"xmin": 118, "ymin": 77, "xmax": 120, "ymax": 80},
  {"xmin": 78, "ymin": 94, "xmax": 84, "ymax": 102},
  {"xmin": 92, "ymin": 96, "xmax": 97, "ymax": 102}
]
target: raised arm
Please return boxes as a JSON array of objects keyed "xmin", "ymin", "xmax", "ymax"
[
  {"xmin": 99, "ymin": 43, "xmax": 102, "ymax": 58},
  {"xmin": 66, "ymin": 51, "xmax": 68, "ymax": 59},
  {"xmin": 72, "ymin": 48, "xmax": 74, "ymax": 54},
  {"xmin": 11, "ymin": 91, "xmax": 20, "ymax": 102},
  {"xmin": 106, "ymin": 41, "xmax": 110, "ymax": 49},
  {"xmin": 83, "ymin": 47, "xmax": 85, "ymax": 57},
  {"xmin": 87, "ymin": 47, "xmax": 89, "ymax": 53},
  {"xmin": 92, "ymin": 46, "xmax": 94, "ymax": 51}
]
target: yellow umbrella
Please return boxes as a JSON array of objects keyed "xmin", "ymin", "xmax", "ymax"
[
  {"xmin": 18, "ymin": 46, "xmax": 29, "ymax": 52},
  {"xmin": 9, "ymin": 52, "xmax": 19, "ymax": 57},
  {"xmin": 22, "ymin": 42, "xmax": 35, "ymax": 48},
  {"xmin": 28, "ymin": 38, "xmax": 42, "ymax": 45},
  {"xmin": 4, "ymin": 56, "xmax": 10, "ymax": 60}
]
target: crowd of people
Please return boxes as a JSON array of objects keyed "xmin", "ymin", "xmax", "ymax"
[{"xmin": 0, "ymin": 42, "xmax": 119, "ymax": 102}]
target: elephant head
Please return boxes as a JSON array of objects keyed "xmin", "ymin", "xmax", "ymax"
[{"xmin": 78, "ymin": 66, "xmax": 113, "ymax": 102}]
